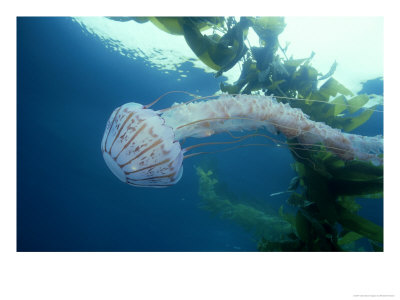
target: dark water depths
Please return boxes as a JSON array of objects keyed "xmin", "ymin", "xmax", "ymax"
[{"xmin": 17, "ymin": 17, "xmax": 383, "ymax": 251}]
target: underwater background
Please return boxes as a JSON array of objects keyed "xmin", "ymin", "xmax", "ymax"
[{"xmin": 17, "ymin": 17, "xmax": 383, "ymax": 251}]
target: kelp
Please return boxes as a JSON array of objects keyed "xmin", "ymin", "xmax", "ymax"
[
  {"xmin": 335, "ymin": 203, "xmax": 383, "ymax": 243},
  {"xmin": 265, "ymin": 134, "xmax": 382, "ymax": 251},
  {"xmin": 196, "ymin": 163, "xmax": 382, "ymax": 251},
  {"xmin": 196, "ymin": 167, "xmax": 292, "ymax": 241},
  {"xmin": 290, "ymin": 144, "xmax": 383, "ymax": 197},
  {"xmin": 285, "ymin": 152, "xmax": 383, "ymax": 246},
  {"xmin": 221, "ymin": 46, "xmax": 376, "ymax": 132},
  {"xmin": 276, "ymin": 203, "xmax": 341, "ymax": 251},
  {"xmin": 337, "ymin": 196, "xmax": 362, "ymax": 214},
  {"xmin": 110, "ymin": 17, "xmax": 383, "ymax": 251},
  {"xmin": 182, "ymin": 18, "xmax": 249, "ymax": 75},
  {"xmin": 112, "ymin": 17, "xmax": 248, "ymax": 74},
  {"xmin": 338, "ymin": 231, "xmax": 363, "ymax": 246},
  {"xmin": 110, "ymin": 17, "xmax": 378, "ymax": 131}
]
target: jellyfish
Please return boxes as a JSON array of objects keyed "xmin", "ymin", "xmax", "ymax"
[{"xmin": 101, "ymin": 93, "xmax": 383, "ymax": 187}]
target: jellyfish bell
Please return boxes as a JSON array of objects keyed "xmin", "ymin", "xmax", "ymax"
[{"xmin": 101, "ymin": 102, "xmax": 184, "ymax": 187}]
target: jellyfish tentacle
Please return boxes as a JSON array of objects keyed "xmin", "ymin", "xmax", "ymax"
[
  {"xmin": 175, "ymin": 116, "xmax": 359, "ymax": 159},
  {"xmin": 183, "ymin": 142, "xmax": 318, "ymax": 170},
  {"xmin": 183, "ymin": 133, "xmax": 263, "ymax": 152},
  {"xmin": 272, "ymin": 95, "xmax": 383, "ymax": 113},
  {"xmin": 144, "ymin": 90, "xmax": 198, "ymax": 109}
]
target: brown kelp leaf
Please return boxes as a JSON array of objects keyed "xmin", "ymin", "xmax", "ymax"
[
  {"xmin": 336, "ymin": 203, "xmax": 383, "ymax": 243},
  {"xmin": 318, "ymin": 78, "xmax": 354, "ymax": 99},
  {"xmin": 332, "ymin": 107, "xmax": 375, "ymax": 132},
  {"xmin": 338, "ymin": 231, "xmax": 363, "ymax": 245},
  {"xmin": 346, "ymin": 94, "xmax": 370, "ymax": 114}
]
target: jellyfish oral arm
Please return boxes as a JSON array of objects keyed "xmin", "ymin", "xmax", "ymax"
[
  {"xmin": 160, "ymin": 94, "xmax": 383, "ymax": 166},
  {"xmin": 101, "ymin": 94, "xmax": 382, "ymax": 188}
]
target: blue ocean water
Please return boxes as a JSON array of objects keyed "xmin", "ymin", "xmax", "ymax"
[{"xmin": 17, "ymin": 17, "xmax": 383, "ymax": 251}]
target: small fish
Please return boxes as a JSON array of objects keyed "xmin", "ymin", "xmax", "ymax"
[
  {"xmin": 270, "ymin": 191, "xmax": 289, "ymax": 197},
  {"xmin": 287, "ymin": 176, "xmax": 300, "ymax": 191},
  {"xmin": 270, "ymin": 176, "xmax": 300, "ymax": 197}
]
